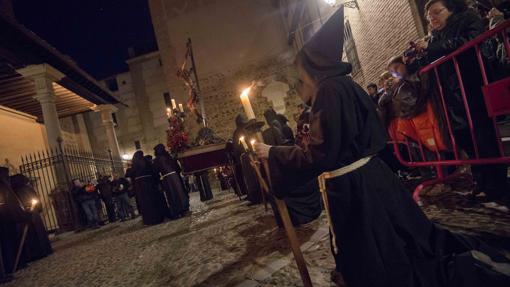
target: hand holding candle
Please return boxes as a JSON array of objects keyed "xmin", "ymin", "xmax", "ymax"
[{"xmin": 253, "ymin": 142, "xmax": 271, "ymax": 159}]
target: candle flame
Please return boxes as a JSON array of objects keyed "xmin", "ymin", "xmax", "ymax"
[
  {"xmin": 166, "ymin": 107, "xmax": 171, "ymax": 112},
  {"xmin": 239, "ymin": 136, "xmax": 245, "ymax": 143},
  {"xmin": 250, "ymin": 139, "xmax": 256, "ymax": 146},
  {"xmin": 240, "ymin": 87, "xmax": 251, "ymax": 99},
  {"xmin": 31, "ymin": 199, "xmax": 38, "ymax": 206}
]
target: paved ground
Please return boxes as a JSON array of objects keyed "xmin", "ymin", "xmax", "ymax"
[{"xmin": 6, "ymin": 184, "xmax": 510, "ymax": 287}]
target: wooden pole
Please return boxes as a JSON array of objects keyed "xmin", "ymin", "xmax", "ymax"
[
  {"xmin": 240, "ymin": 87, "xmax": 312, "ymax": 287},
  {"xmin": 254, "ymin": 132, "xmax": 313, "ymax": 287}
]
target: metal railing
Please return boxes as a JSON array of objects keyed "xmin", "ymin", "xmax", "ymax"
[
  {"xmin": 391, "ymin": 20, "xmax": 510, "ymax": 203},
  {"xmin": 19, "ymin": 140, "xmax": 126, "ymax": 233}
]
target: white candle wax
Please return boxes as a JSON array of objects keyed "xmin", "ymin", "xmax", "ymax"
[
  {"xmin": 179, "ymin": 103, "xmax": 184, "ymax": 112},
  {"xmin": 240, "ymin": 87, "xmax": 255, "ymax": 120},
  {"xmin": 171, "ymin": 99, "xmax": 177, "ymax": 109}
]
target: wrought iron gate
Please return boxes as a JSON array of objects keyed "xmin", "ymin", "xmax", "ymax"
[{"xmin": 19, "ymin": 141, "xmax": 125, "ymax": 233}]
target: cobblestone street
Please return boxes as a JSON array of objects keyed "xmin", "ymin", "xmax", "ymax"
[{"xmin": 6, "ymin": 186, "xmax": 510, "ymax": 287}]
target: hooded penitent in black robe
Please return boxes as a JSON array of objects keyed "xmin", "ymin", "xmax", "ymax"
[
  {"xmin": 10, "ymin": 175, "xmax": 52, "ymax": 262},
  {"xmin": 0, "ymin": 168, "xmax": 30, "ymax": 274},
  {"xmin": 267, "ymin": 6, "xmax": 510, "ymax": 287},
  {"xmin": 127, "ymin": 151, "xmax": 164, "ymax": 225},
  {"xmin": 153, "ymin": 144, "xmax": 189, "ymax": 218},
  {"xmin": 232, "ymin": 114, "xmax": 249, "ymax": 197}
]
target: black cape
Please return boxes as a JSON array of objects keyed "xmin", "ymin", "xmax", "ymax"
[
  {"xmin": 11, "ymin": 183, "xmax": 52, "ymax": 262},
  {"xmin": 268, "ymin": 75, "xmax": 510, "ymax": 287},
  {"xmin": 153, "ymin": 154, "xmax": 189, "ymax": 218},
  {"xmin": 126, "ymin": 163, "xmax": 165, "ymax": 225}
]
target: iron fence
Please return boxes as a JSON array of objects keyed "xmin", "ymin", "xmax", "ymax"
[{"xmin": 19, "ymin": 141, "xmax": 126, "ymax": 233}]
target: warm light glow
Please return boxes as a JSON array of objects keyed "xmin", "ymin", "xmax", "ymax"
[
  {"xmin": 179, "ymin": 103, "xmax": 184, "ymax": 113},
  {"xmin": 250, "ymin": 139, "xmax": 256, "ymax": 150},
  {"xmin": 166, "ymin": 107, "xmax": 171, "ymax": 113},
  {"xmin": 171, "ymin": 99, "xmax": 177, "ymax": 109},
  {"xmin": 240, "ymin": 87, "xmax": 251, "ymax": 99},
  {"xmin": 31, "ymin": 199, "xmax": 38, "ymax": 206},
  {"xmin": 239, "ymin": 136, "xmax": 249, "ymax": 151},
  {"xmin": 122, "ymin": 154, "xmax": 130, "ymax": 160}
]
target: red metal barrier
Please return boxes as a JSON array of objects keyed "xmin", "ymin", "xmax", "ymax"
[{"xmin": 392, "ymin": 20, "xmax": 510, "ymax": 204}]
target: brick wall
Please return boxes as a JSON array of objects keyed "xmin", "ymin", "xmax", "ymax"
[{"xmin": 346, "ymin": 0, "xmax": 422, "ymax": 88}]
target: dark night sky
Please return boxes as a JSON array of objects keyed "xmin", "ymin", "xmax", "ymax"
[{"xmin": 13, "ymin": 0, "xmax": 157, "ymax": 80}]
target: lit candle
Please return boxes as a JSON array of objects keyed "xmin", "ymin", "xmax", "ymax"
[
  {"xmin": 171, "ymin": 99, "xmax": 177, "ymax": 110},
  {"xmin": 240, "ymin": 87, "xmax": 255, "ymax": 120},
  {"xmin": 179, "ymin": 103, "xmax": 184, "ymax": 113},
  {"xmin": 239, "ymin": 136, "xmax": 249, "ymax": 151},
  {"xmin": 30, "ymin": 198, "xmax": 38, "ymax": 211},
  {"xmin": 250, "ymin": 139, "xmax": 256, "ymax": 151},
  {"xmin": 166, "ymin": 107, "xmax": 172, "ymax": 117}
]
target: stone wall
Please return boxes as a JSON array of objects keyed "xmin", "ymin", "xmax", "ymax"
[{"xmin": 149, "ymin": 0, "xmax": 302, "ymax": 142}]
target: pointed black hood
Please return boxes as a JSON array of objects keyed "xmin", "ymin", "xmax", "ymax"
[{"xmin": 296, "ymin": 6, "xmax": 351, "ymax": 82}]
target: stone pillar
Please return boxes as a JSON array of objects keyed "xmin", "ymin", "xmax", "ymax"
[
  {"xmin": 17, "ymin": 64, "xmax": 64, "ymax": 149},
  {"xmin": 93, "ymin": 104, "xmax": 122, "ymax": 161}
]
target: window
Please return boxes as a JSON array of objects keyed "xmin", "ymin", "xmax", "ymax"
[
  {"xmin": 344, "ymin": 20, "xmax": 361, "ymax": 75},
  {"xmin": 112, "ymin": 113, "xmax": 118, "ymax": 126},
  {"xmin": 134, "ymin": 140, "xmax": 141, "ymax": 150},
  {"xmin": 105, "ymin": 77, "xmax": 119, "ymax": 92},
  {"xmin": 163, "ymin": 92, "xmax": 171, "ymax": 108}
]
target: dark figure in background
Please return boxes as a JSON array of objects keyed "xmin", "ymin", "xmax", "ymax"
[
  {"xmin": 366, "ymin": 83, "xmax": 380, "ymax": 106},
  {"xmin": 254, "ymin": 7, "xmax": 510, "ymax": 287},
  {"xmin": 295, "ymin": 104, "xmax": 312, "ymax": 149},
  {"xmin": 231, "ymin": 114, "xmax": 249, "ymax": 197},
  {"xmin": 0, "ymin": 167, "xmax": 30, "ymax": 278},
  {"xmin": 275, "ymin": 113, "xmax": 295, "ymax": 145},
  {"xmin": 112, "ymin": 177, "xmax": 136, "ymax": 221},
  {"xmin": 126, "ymin": 151, "xmax": 164, "ymax": 225},
  {"xmin": 96, "ymin": 176, "xmax": 116, "ymax": 222},
  {"xmin": 10, "ymin": 174, "xmax": 52, "ymax": 262},
  {"xmin": 262, "ymin": 109, "xmax": 285, "ymax": 146},
  {"xmin": 153, "ymin": 144, "xmax": 189, "ymax": 218},
  {"xmin": 71, "ymin": 179, "xmax": 100, "ymax": 229},
  {"xmin": 410, "ymin": 0, "xmax": 509, "ymax": 203},
  {"xmin": 195, "ymin": 171, "xmax": 213, "ymax": 202}
]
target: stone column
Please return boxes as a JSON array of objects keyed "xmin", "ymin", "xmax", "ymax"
[
  {"xmin": 17, "ymin": 64, "xmax": 64, "ymax": 149},
  {"xmin": 93, "ymin": 104, "xmax": 122, "ymax": 161}
]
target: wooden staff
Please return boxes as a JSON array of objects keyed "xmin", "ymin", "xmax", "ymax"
[
  {"xmin": 13, "ymin": 199, "xmax": 38, "ymax": 273},
  {"xmin": 240, "ymin": 87, "xmax": 313, "ymax": 287}
]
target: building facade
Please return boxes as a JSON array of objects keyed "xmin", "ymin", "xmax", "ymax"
[
  {"xmin": 145, "ymin": 0, "xmax": 430, "ymax": 142},
  {"xmin": 86, "ymin": 51, "xmax": 170, "ymax": 158}
]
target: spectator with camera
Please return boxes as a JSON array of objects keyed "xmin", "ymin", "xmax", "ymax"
[{"xmin": 407, "ymin": 0, "xmax": 508, "ymax": 204}]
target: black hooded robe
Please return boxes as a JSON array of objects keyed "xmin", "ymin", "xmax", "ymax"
[
  {"xmin": 153, "ymin": 153, "xmax": 189, "ymax": 218},
  {"xmin": 11, "ymin": 179, "xmax": 52, "ymax": 262},
  {"xmin": 0, "ymin": 179, "xmax": 30, "ymax": 274},
  {"xmin": 126, "ymin": 163, "xmax": 164, "ymax": 225},
  {"xmin": 268, "ymin": 71, "xmax": 510, "ymax": 287}
]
